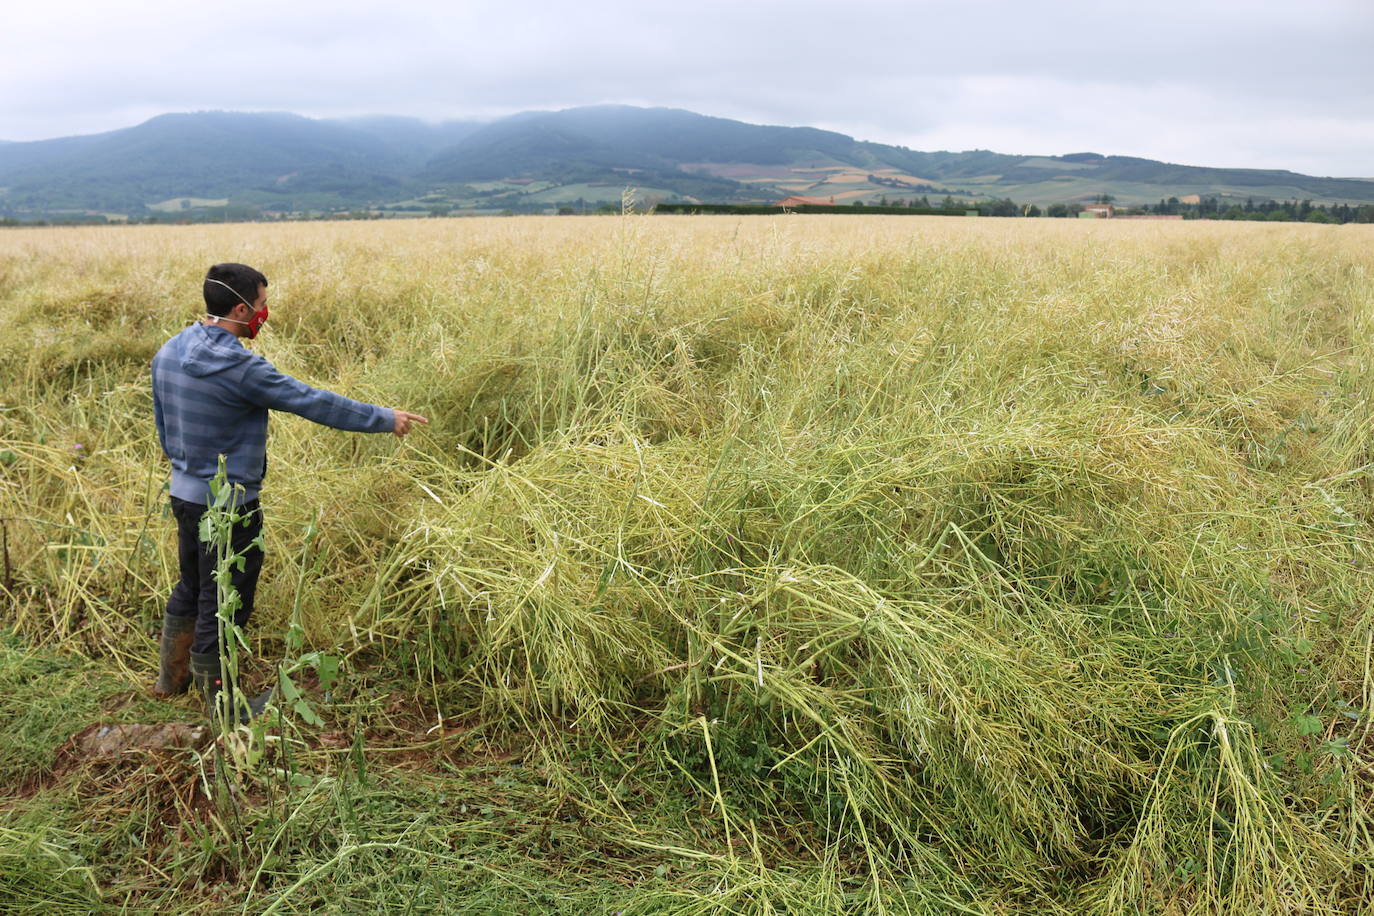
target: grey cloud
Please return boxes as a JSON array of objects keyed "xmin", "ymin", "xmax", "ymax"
[{"xmin": 2, "ymin": 0, "xmax": 1370, "ymax": 175}]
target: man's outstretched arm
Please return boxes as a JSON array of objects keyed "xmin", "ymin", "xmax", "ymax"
[{"xmin": 240, "ymin": 358, "xmax": 427, "ymax": 436}]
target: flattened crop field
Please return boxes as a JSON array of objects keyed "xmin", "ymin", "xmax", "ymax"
[{"xmin": 1, "ymin": 214, "xmax": 1372, "ymax": 914}]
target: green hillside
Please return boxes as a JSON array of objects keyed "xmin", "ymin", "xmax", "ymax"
[
  {"xmin": 3, "ymin": 105, "xmax": 1374, "ymax": 219},
  {"xmin": 0, "ymin": 112, "xmax": 423, "ymax": 213}
]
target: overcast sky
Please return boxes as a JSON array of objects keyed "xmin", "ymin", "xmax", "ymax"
[{"xmin": 4, "ymin": 0, "xmax": 1371, "ymax": 176}]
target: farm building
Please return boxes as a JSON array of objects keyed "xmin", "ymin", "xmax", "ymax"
[{"xmin": 1080, "ymin": 203, "xmax": 1115, "ymax": 218}]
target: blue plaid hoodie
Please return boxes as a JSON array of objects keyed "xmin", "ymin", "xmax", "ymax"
[{"xmin": 152, "ymin": 323, "xmax": 394, "ymax": 504}]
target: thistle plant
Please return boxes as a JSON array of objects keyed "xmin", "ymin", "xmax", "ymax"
[{"xmin": 201, "ymin": 460, "xmax": 337, "ymax": 752}]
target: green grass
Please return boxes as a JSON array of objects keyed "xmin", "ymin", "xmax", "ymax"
[{"xmin": 0, "ymin": 216, "xmax": 1371, "ymax": 912}]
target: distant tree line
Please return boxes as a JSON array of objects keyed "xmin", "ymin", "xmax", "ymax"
[
  {"xmin": 837, "ymin": 193, "xmax": 1374, "ymax": 222},
  {"xmin": 1145, "ymin": 196, "xmax": 1374, "ymax": 223},
  {"xmin": 654, "ymin": 202, "xmax": 967, "ymax": 216},
  {"xmin": 8, "ymin": 193, "xmax": 1374, "ymax": 227}
]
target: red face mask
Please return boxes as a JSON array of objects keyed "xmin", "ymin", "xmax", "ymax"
[
  {"xmin": 213, "ymin": 302, "xmax": 269, "ymax": 338},
  {"xmin": 242, "ymin": 303, "xmax": 269, "ymax": 338}
]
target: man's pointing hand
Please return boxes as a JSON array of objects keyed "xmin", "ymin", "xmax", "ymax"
[{"xmin": 392, "ymin": 409, "xmax": 429, "ymax": 438}]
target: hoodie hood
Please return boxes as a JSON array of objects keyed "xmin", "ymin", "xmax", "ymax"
[{"xmin": 180, "ymin": 323, "xmax": 253, "ymax": 378}]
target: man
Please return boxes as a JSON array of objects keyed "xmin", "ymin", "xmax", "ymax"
[{"xmin": 150, "ymin": 262, "xmax": 427, "ymax": 719}]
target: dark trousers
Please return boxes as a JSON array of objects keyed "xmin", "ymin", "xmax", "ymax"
[{"xmin": 166, "ymin": 496, "xmax": 264, "ymax": 655}]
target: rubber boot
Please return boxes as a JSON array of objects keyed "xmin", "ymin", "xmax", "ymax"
[
  {"xmin": 151, "ymin": 612, "xmax": 195, "ymax": 698},
  {"xmin": 189, "ymin": 651, "xmax": 273, "ymax": 724}
]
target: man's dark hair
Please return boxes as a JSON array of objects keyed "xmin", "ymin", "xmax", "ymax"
[{"xmin": 204, "ymin": 263, "xmax": 268, "ymax": 316}]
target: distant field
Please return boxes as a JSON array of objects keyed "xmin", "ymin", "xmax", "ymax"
[
  {"xmin": 145, "ymin": 196, "xmax": 229, "ymax": 212},
  {"xmin": 1, "ymin": 216, "xmax": 1371, "ymax": 914},
  {"xmin": 523, "ymin": 183, "xmax": 678, "ymax": 205},
  {"xmin": 682, "ymin": 162, "xmax": 945, "ymax": 201}
]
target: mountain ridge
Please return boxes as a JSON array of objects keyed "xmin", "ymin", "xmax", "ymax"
[{"xmin": 4, "ymin": 105, "xmax": 1373, "ymax": 218}]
